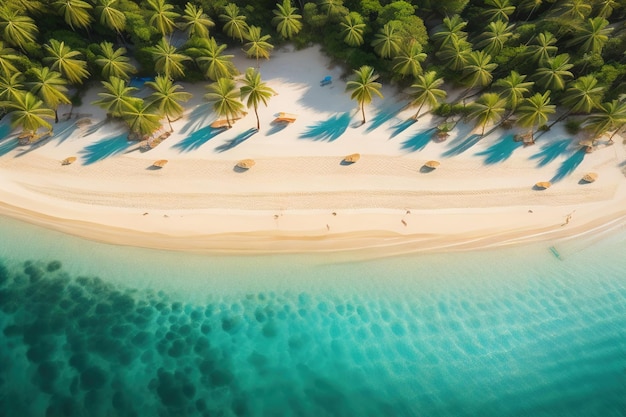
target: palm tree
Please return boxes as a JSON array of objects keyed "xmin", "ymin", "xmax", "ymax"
[
  {"xmin": 516, "ymin": 91, "xmax": 556, "ymax": 143},
  {"xmin": 145, "ymin": 75, "xmax": 192, "ymax": 132},
  {"xmin": 475, "ymin": 21, "xmax": 513, "ymax": 57},
  {"xmin": 95, "ymin": 0, "xmax": 126, "ymax": 33},
  {"xmin": 0, "ymin": 6, "xmax": 39, "ymax": 50},
  {"xmin": 482, "ymin": 0, "xmax": 515, "ymax": 22},
  {"xmin": 123, "ymin": 99, "xmax": 162, "ymax": 138},
  {"xmin": 408, "ymin": 71, "xmax": 447, "ymax": 120},
  {"xmin": 180, "ymin": 3, "xmax": 214, "ymax": 39},
  {"xmin": 204, "ymin": 77, "xmax": 245, "ymax": 128},
  {"xmin": 53, "ymin": 0, "xmax": 93, "ymax": 30},
  {"xmin": 27, "ymin": 67, "xmax": 71, "ymax": 123},
  {"xmin": 7, "ymin": 92, "xmax": 55, "ymax": 135},
  {"xmin": 372, "ymin": 22, "xmax": 402, "ymax": 59},
  {"xmin": 0, "ymin": 72, "xmax": 25, "ymax": 103},
  {"xmin": 567, "ymin": 17, "xmax": 612, "ymax": 55},
  {"xmin": 524, "ymin": 32, "xmax": 558, "ymax": 66},
  {"xmin": 43, "ymin": 40, "xmax": 90, "ymax": 85},
  {"xmin": 92, "ymin": 76, "xmax": 140, "ymax": 118},
  {"xmin": 392, "ymin": 41, "xmax": 426, "ymax": 79},
  {"xmin": 468, "ymin": 93, "xmax": 507, "ymax": 136},
  {"xmin": 320, "ymin": 0, "xmax": 347, "ymax": 19},
  {"xmin": 95, "ymin": 42, "xmax": 136, "ymax": 81},
  {"xmin": 533, "ymin": 53, "xmax": 573, "ymax": 92},
  {"xmin": 436, "ymin": 37, "xmax": 472, "ymax": 71},
  {"xmin": 240, "ymin": 67, "xmax": 276, "ymax": 130},
  {"xmin": 462, "ymin": 50, "xmax": 498, "ymax": 91},
  {"xmin": 339, "ymin": 13, "xmax": 365, "ymax": 47},
  {"xmin": 584, "ymin": 100, "xmax": 626, "ymax": 142},
  {"xmin": 345, "ymin": 65, "xmax": 383, "ymax": 124},
  {"xmin": 219, "ymin": 3, "xmax": 248, "ymax": 43},
  {"xmin": 148, "ymin": 38, "xmax": 191, "ymax": 80},
  {"xmin": 594, "ymin": 0, "xmax": 619, "ymax": 18},
  {"xmin": 243, "ymin": 26, "xmax": 273, "ymax": 66},
  {"xmin": 193, "ymin": 37, "xmax": 237, "ymax": 81},
  {"xmin": 561, "ymin": 75, "xmax": 604, "ymax": 114},
  {"xmin": 147, "ymin": 0, "xmax": 179, "ymax": 36},
  {"xmin": 493, "ymin": 71, "xmax": 534, "ymax": 113},
  {"xmin": 431, "ymin": 15, "xmax": 468, "ymax": 50},
  {"xmin": 555, "ymin": 0, "xmax": 591, "ymax": 21},
  {"xmin": 272, "ymin": 0, "xmax": 302, "ymax": 40},
  {"xmin": 0, "ymin": 40, "xmax": 19, "ymax": 77}
]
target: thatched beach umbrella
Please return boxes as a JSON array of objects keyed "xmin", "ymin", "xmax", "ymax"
[
  {"xmin": 236, "ymin": 159, "xmax": 255, "ymax": 169},
  {"xmin": 152, "ymin": 159, "xmax": 168, "ymax": 168},
  {"xmin": 424, "ymin": 160, "xmax": 440, "ymax": 169},
  {"xmin": 61, "ymin": 156, "xmax": 77, "ymax": 165},
  {"xmin": 582, "ymin": 172, "xmax": 598, "ymax": 183},
  {"xmin": 343, "ymin": 153, "xmax": 360, "ymax": 164},
  {"xmin": 535, "ymin": 181, "xmax": 551, "ymax": 189}
]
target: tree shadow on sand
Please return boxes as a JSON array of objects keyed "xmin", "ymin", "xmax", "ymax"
[
  {"xmin": 389, "ymin": 119, "xmax": 417, "ymax": 139},
  {"xmin": 299, "ymin": 112, "xmax": 350, "ymax": 142},
  {"xmin": 266, "ymin": 121, "xmax": 288, "ymax": 136},
  {"xmin": 215, "ymin": 128, "xmax": 257, "ymax": 152},
  {"xmin": 443, "ymin": 134, "xmax": 482, "ymax": 157},
  {"xmin": 401, "ymin": 128, "xmax": 436, "ymax": 152},
  {"xmin": 52, "ymin": 121, "xmax": 79, "ymax": 145},
  {"xmin": 365, "ymin": 105, "xmax": 404, "ymax": 133},
  {"xmin": 0, "ymin": 123, "xmax": 16, "ymax": 156},
  {"xmin": 180, "ymin": 103, "xmax": 213, "ymax": 135},
  {"xmin": 551, "ymin": 148, "xmax": 586, "ymax": 182},
  {"xmin": 173, "ymin": 125, "xmax": 226, "ymax": 152},
  {"xmin": 475, "ymin": 134, "xmax": 523, "ymax": 165},
  {"xmin": 79, "ymin": 132, "xmax": 132, "ymax": 164},
  {"xmin": 529, "ymin": 139, "xmax": 570, "ymax": 167}
]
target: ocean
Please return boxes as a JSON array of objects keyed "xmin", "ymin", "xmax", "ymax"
[{"xmin": 1, "ymin": 215, "xmax": 625, "ymax": 417}]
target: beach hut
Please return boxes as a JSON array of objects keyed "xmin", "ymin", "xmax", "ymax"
[
  {"xmin": 152, "ymin": 159, "xmax": 168, "ymax": 168},
  {"xmin": 342, "ymin": 153, "xmax": 360, "ymax": 164},
  {"xmin": 61, "ymin": 156, "xmax": 77, "ymax": 165},
  {"xmin": 236, "ymin": 159, "xmax": 255, "ymax": 169},
  {"xmin": 535, "ymin": 181, "xmax": 551, "ymax": 189},
  {"xmin": 274, "ymin": 112, "xmax": 298, "ymax": 123},
  {"xmin": 582, "ymin": 172, "xmax": 598, "ymax": 183}
]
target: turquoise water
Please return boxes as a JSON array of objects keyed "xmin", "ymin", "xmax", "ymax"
[{"xmin": 1, "ymin": 216, "xmax": 625, "ymax": 417}]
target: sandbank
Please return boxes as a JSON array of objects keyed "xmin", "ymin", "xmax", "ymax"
[{"xmin": 0, "ymin": 45, "xmax": 625, "ymax": 257}]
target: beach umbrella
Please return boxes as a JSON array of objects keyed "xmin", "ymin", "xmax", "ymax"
[
  {"xmin": 61, "ymin": 156, "xmax": 77, "ymax": 165},
  {"xmin": 152, "ymin": 159, "xmax": 168, "ymax": 168},
  {"xmin": 424, "ymin": 160, "xmax": 440, "ymax": 169},
  {"xmin": 236, "ymin": 159, "xmax": 255, "ymax": 169},
  {"xmin": 343, "ymin": 153, "xmax": 360, "ymax": 164},
  {"xmin": 582, "ymin": 172, "xmax": 598, "ymax": 183},
  {"xmin": 535, "ymin": 181, "xmax": 551, "ymax": 189}
]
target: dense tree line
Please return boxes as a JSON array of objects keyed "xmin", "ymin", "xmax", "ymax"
[{"xmin": 0, "ymin": 0, "xmax": 625, "ymax": 141}]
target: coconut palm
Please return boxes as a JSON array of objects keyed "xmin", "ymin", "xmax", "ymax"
[
  {"xmin": 219, "ymin": 3, "xmax": 248, "ymax": 43},
  {"xmin": 0, "ymin": 72, "xmax": 25, "ymax": 103},
  {"xmin": 0, "ymin": 6, "xmax": 39, "ymax": 50},
  {"xmin": 148, "ymin": 38, "xmax": 191, "ymax": 80},
  {"xmin": 555, "ymin": 0, "xmax": 591, "ymax": 21},
  {"xmin": 567, "ymin": 17, "xmax": 612, "ymax": 55},
  {"xmin": 372, "ymin": 22, "xmax": 402, "ymax": 59},
  {"xmin": 7, "ymin": 92, "xmax": 55, "ymax": 135},
  {"xmin": 345, "ymin": 65, "xmax": 383, "ymax": 124},
  {"xmin": 92, "ymin": 76, "xmax": 140, "ymax": 118},
  {"xmin": 27, "ymin": 67, "xmax": 71, "ymax": 123},
  {"xmin": 561, "ymin": 75, "xmax": 604, "ymax": 114},
  {"xmin": 524, "ymin": 32, "xmax": 558, "ymax": 66},
  {"xmin": 436, "ymin": 37, "xmax": 472, "ymax": 71},
  {"xmin": 431, "ymin": 15, "xmax": 468, "ymax": 50},
  {"xmin": 0, "ymin": 40, "xmax": 19, "ymax": 77},
  {"xmin": 339, "ymin": 13, "xmax": 365, "ymax": 47},
  {"xmin": 468, "ymin": 93, "xmax": 506, "ymax": 136},
  {"xmin": 193, "ymin": 37, "xmax": 237, "ymax": 81},
  {"xmin": 516, "ymin": 91, "xmax": 556, "ymax": 143},
  {"xmin": 244, "ymin": 26, "xmax": 273, "ymax": 66},
  {"xmin": 475, "ymin": 20, "xmax": 514, "ymax": 57},
  {"xmin": 483, "ymin": 0, "xmax": 515, "ymax": 22},
  {"xmin": 584, "ymin": 99, "xmax": 626, "ymax": 142},
  {"xmin": 272, "ymin": 0, "xmax": 302, "ymax": 40},
  {"xmin": 408, "ymin": 71, "xmax": 447, "ymax": 120},
  {"xmin": 53, "ymin": 0, "xmax": 93, "ymax": 30},
  {"xmin": 95, "ymin": 42, "xmax": 136, "ymax": 81},
  {"xmin": 392, "ymin": 41, "xmax": 426, "ymax": 79},
  {"xmin": 43, "ymin": 40, "xmax": 90, "ymax": 85},
  {"xmin": 204, "ymin": 77, "xmax": 245, "ymax": 128},
  {"xmin": 594, "ymin": 0, "xmax": 619, "ymax": 18},
  {"xmin": 240, "ymin": 67, "xmax": 276, "ymax": 130},
  {"xmin": 320, "ymin": 0, "xmax": 347, "ymax": 18},
  {"xmin": 533, "ymin": 53, "xmax": 573, "ymax": 92},
  {"xmin": 95, "ymin": 0, "xmax": 126, "ymax": 33},
  {"xmin": 123, "ymin": 99, "xmax": 162, "ymax": 138},
  {"xmin": 147, "ymin": 0, "xmax": 179, "ymax": 36},
  {"xmin": 462, "ymin": 50, "xmax": 498, "ymax": 90},
  {"xmin": 145, "ymin": 75, "xmax": 192, "ymax": 132},
  {"xmin": 180, "ymin": 3, "xmax": 214, "ymax": 39},
  {"xmin": 493, "ymin": 71, "xmax": 534, "ymax": 112}
]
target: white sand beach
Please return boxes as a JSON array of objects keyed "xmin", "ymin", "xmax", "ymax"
[{"xmin": 0, "ymin": 45, "xmax": 625, "ymax": 256}]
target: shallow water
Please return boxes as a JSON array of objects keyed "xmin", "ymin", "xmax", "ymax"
[{"xmin": 1, "ymin": 216, "xmax": 625, "ymax": 417}]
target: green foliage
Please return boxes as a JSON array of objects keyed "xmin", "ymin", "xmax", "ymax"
[{"xmin": 565, "ymin": 118, "xmax": 582, "ymax": 134}]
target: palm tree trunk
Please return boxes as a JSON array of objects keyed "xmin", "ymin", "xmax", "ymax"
[
  {"xmin": 414, "ymin": 102, "xmax": 425, "ymax": 120},
  {"xmin": 481, "ymin": 122, "xmax": 486, "ymax": 136},
  {"xmin": 361, "ymin": 102, "xmax": 366, "ymax": 124},
  {"xmin": 226, "ymin": 114, "xmax": 231, "ymax": 129},
  {"xmin": 254, "ymin": 105, "xmax": 260, "ymax": 130},
  {"xmin": 167, "ymin": 115, "xmax": 173, "ymax": 132},
  {"xmin": 54, "ymin": 109, "xmax": 59, "ymax": 124}
]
